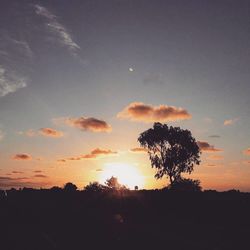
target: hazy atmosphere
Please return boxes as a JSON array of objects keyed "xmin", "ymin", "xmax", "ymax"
[{"xmin": 1, "ymin": 0, "xmax": 250, "ymax": 191}]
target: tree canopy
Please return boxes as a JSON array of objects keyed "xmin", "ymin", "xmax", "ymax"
[
  {"xmin": 64, "ymin": 182, "xmax": 78, "ymax": 192},
  {"xmin": 138, "ymin": 122, "xmax": 201, "ymax": 185}
]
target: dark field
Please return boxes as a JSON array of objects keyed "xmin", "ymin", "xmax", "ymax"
[{"xmin": 1, "ymin": 189, "xmax": 250, "ymax": 250}]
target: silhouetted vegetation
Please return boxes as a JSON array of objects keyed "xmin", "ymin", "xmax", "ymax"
[
  {"xmin": 105, "ymin": 176, "xmax": 128, "ymax": 190},
  {"xmin": 168, "ymin": 177, "xmax": 202, "ymax": 192},
  {"xmin": 0, "ymin": 187, "xmax": 250, "ymax": 250},
  {"xmin": 84, "ymin": 181, "xmax": 106, "ymax": 192},
  {"xmin": 63, "ymin": 182, "xmax": 78, "ymax": 192},
  {"xmin": 0, "ymin": 124, "xmax": 246, "ymax": 250},
  {"xmin": 138, "ymin": 122, "xmax": 201, "ymax": 186}
]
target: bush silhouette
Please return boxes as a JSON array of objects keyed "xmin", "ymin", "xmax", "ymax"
[
  {"xmin": 168, "ymin": 178, "xmax": 202, "ymax": 192},
  {"xmin": 63, "ymin": 182, "xmax": 77, "ymax": 192},
  {"xmin": 84, "ymin": 182, "xmax": 106, "ymax": 192}
]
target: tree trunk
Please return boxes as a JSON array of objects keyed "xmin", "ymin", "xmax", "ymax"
[{"xmin": 169, "ymin": 175, "xmax": 173, "ymax": 185}]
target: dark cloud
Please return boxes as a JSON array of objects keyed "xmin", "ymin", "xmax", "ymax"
[
  {"xmin": 33, "ymin": 174, "xmax": 47, "ymax": 178},
  {"xmin": 12, "ymin": 154, "xmax": 32, "ymax": 160},
  {"xmin": 62, "ymin": 117, "xmax": 111, "ymax": 132},
  {"xmin": 117, "ymin": 102, "xmax": 191, "ymax": 122},
  {"xmin": 33, "ymin": 170, "xmax": 43, "ymax": 173},
  {"xmin": 197, "ymin": 141, "xmax": 222, "ymax": 152},
  {"xmin": 39, "ymin": 127, "xmax": 64, "ymax": 137},
  {"xmin": 12, "ymin": 171, "xmax": 24, "ymax": 174},
  {"xmin": 96, "ymin": 169, "xmax": 103, "ymax": 172}
]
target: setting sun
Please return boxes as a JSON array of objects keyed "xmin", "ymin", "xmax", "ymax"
[{"xmin": 99, "ymin": 163, "xmax": 144, "ymax": 189}]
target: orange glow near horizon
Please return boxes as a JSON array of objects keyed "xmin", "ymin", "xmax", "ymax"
[{"xmin": 99, "ymin": 162, "xmax": 145, "ymax": 189}]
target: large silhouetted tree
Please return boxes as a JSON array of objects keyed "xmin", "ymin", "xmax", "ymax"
[{"xmin": 138, "ymin": 122, "xmax": 201, "ymax": 185}]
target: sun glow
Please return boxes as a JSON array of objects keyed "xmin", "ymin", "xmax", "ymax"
[{"xmin": 99, "ymin": 162, "xmax": 144, "ymax": 189}]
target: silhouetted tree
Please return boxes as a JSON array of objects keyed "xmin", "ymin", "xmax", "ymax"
[
  {"xmin": 138, "ymin": 122, "xmax": 201, "ymax": 186},
  {"xmin": 105, "ymin": 176, "xmax": 121, "ymax": 190},
  {"xmin": 84, "ymin": 182, "xmax": 106, "ymax": 192},
  {"xmin": 105, "ymin": 176, "xmax": 128, "ymax": 190},
  {"xmin": 169, "ymin": 178, "xmax": 202, "ymax": 192},
  {"xmin": 134, "ymin": 185, "xmax": 139, "ymax": 191},
  {"xmin": 64, "ymin": 182, "xmax": 77, "ymax": 192}
]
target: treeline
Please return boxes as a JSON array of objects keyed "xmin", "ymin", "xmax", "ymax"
[{"xmin": 0, "ymin": 186, "xmax": 250, "ymax": 250}]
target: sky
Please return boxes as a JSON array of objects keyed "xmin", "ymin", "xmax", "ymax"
[{"xmin": 0, "ymin": 0, "xmax": 250, "ymax": 191}]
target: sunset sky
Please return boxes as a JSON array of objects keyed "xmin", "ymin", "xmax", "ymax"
[{"xmin": 0, "ymin": 0, "xmax": 250, "ymax": 191}]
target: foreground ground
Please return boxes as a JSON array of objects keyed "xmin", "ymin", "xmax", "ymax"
[{"xmin": 0, "ymin": 189, "xmax": 249, "ymax": 250}]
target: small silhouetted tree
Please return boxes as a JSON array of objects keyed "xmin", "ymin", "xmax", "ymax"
[
  {"xmin": 105, "ymin": 176, "xmax": 128, "ymax": 190},
  {"xmin": 64, "ymin": 182, "xmax": 77, "ymax": 192},
  {"xmin": 138, "ymin": 122, "xmax": 201, "ymax": 186},
  {"xmin": 105, "ymin": 176, "xmax": 121, "ymax": 190},
  {"xmin": 84, "ymin": 182, "xmax": 106, "ymax": 192}
]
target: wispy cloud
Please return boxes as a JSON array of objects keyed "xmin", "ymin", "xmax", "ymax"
[
  {"xmin": 224, "ymin": 118, "xmax": 239, "ymax": 126},
  {"xmin": 130, "ymin": 147, "xmax": 147, "ymax": 153},
  {"xmin": 34, "ymin": 4, "xmax": 80, "ymax": 56},
  {"xmin": 204, "ymin": 163, "xmax": 219, "ymax": 168},
  {"xmin": 117, "ymin": 102, "xmax": 191, "ymax": 123},
  {"xmin": 18, "ymin": 129, "xmax": 36, "ymax": 137},
  {"xmin": 208, "ymin": 135, "xmax": 220, "ymax": 138},
  {"xmin": 33, "ymin": 174, "xmax": 48, "ymax": 178},
  {"xmin": 39, "ymin": 128, "xmax": 64, "ymax": 138},
  {"xmin": 9, "ymin": 38, "xmax": 33, "ymax": 59},
  {"xmin": 12, "ymin": 171, "xmax": 24, "ymax": 174},
  {"xmin": 0, "ymin": 66, "xmax": 27, "ymax": 97},
  {"xmin": 55, "ymin": 116, "xmax": 112, "ymax": 133},
  {"xmin": 57, "ymin": 148, "xmax": 117, "ymax": 162},
  {"xmin": 0, "ymin": 176, "xmax": 50, "ymax": 189},
  {"xmin": 206, "ymin": 154, "xmax": 224, "ymax": 160},
  {"xmin": 197, "ymin": 141, "xmax": 222, "ymax": 153},
  {"xmin": 18, "ymin": 128, "xmax": 64, "ymax": 138}
]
